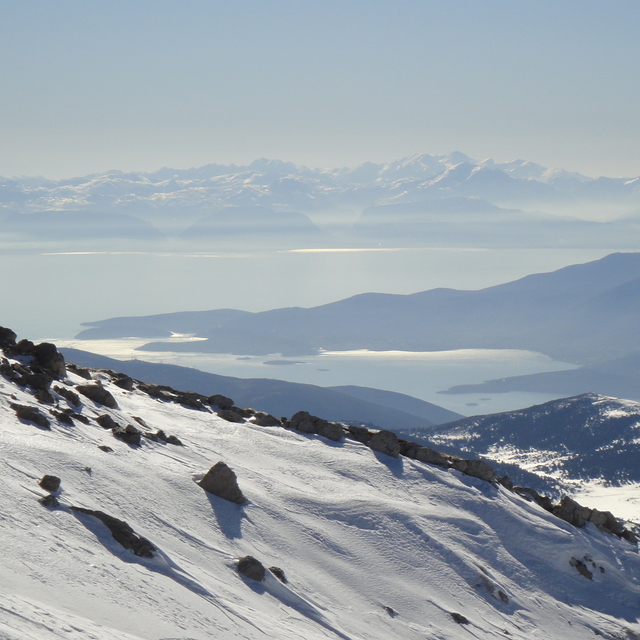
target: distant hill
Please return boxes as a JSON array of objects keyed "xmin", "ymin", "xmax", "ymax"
[
  {"xmin": 440, "ymin": 351, "xmax": 640, "ymax": 401},
  {"xmin": 396, "ymin": 393, "xmax": 640, "ymax": 491},
  {"xmin": 60, "ymin": 348, "xmax": 462, "ymax": 430},
  {"xmin": 78, "ymin": 252, "xmax": 640, "ymax": 364}
]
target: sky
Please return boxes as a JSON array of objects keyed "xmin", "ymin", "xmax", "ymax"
[{"xmin": 2, "ymin": 0, "xmax": 640, "ymax": 180}]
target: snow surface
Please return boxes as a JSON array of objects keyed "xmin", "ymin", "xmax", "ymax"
[{"xmin": 2, "ymin": 361, "xmax": 640, "ymax": 639}]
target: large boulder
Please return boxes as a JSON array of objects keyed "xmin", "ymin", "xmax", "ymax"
[
  {"xmin": 112, "ymin": 424, "xmax": 142, "ymax": 446},
  {"xmin": 0, "ymin": 327, "xmax": 17, "ymax": 350},
  {"xmin": 289, "ymin": 411, "xmax": 344, "ymax": 442},
  {"xmin": 237, "ymin": 555, "xmax": 265, "ymax": 582},
  {"xmin": 76, "ymin": 383, "xmax": 118, "ymax": 409},
  {"xmin": 208, "ymin": 394, "xmax": 234, "ymax": 410},
  {"xmin": 198, "ymin": 462, "xmax": 246, "ymax": 504},
  {"xmin": 553, "ymin": 496, "xmax": 592, "ymax": 527},
  {"xmin": 367, "ymin": 430, "xmax": 400, "ymax": 458},
  {"xmin": 10, "ymin": 403, "xmax": 50, "ymax": 429},
  {"xmin": 32, "ymin": 342, "xmax": 66, "ymax": 378}
]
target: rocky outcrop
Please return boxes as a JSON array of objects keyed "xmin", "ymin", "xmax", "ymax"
[
  {"xmin": 198, "ymin": 462, "xmax": 246, "ymax": 504},
  {"xmin": 10, "ymin": 403, "xmax": 50, "ymax": 429},
  {"xmin": 367, "ymin": 430, "xmax": 400, "ymax": 458},
  {"xmin": 112, "ymin": 424, "xmax": 142, "ymax": 446},
  {"xmin": 289, "ymin": 411, "xmax": 344, "ymax": 441},
  {"xmin": 70, "ymin": 507, "xmax": 156, "ymax": 558},
  {"xmin": 76, "ymin": 383, "xmax": 118, "ymax": 409},
  {"xmin": 209, "ymin": 394, "xmax": 234, "ymax": 410},
  {"xmin": 237, "ymin": 556, "xmax": 265, "ymax": 582},
  {"xmin": 54, "ymin": 385, "xmax": 81, "ymax": 407},
  {"xmin": 217, "ymin": 409, "xmax": 246, "ymax": 423}
]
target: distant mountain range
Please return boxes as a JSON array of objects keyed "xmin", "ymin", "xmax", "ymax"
[
  {"xmin": 397, "ymin": 393, "xmax": 640, "ymax": 493},
  {"xmin": 2, "ymin": 152, "xmax": 640, "ymax": 248},
  {"xmin": 78, "ymin": 252, "xmax": 640, "ymax": 368}
]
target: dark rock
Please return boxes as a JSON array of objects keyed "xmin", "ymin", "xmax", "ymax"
[
  {"xmin": 51, "ymin": 409, "xmax": 75, "ymax": 425},
  {"xmin": 53, "ymin": 385, "xmax": 81, "ymax": 407},
  {"xmin": 450, "ymin": 612, "xmax": 469, "ymax": 624},
  {"xmin": 463, "ymin": 459, "xmax": 497, "ymax": 483},
  {"xmin": 72, "ymin": 413, "xmax": 90, "ymax": 425},
  {"xmin": 174, "ymin": 391, "xmax": 208, "ymax": 410},
  {"xmin": 16, "ymin": 339, "xmax": 35, "ymax": 355},
  {"xmin": 415, "ymin": 446, "xmax": 453, "ymax": 468},
  {"xmin": 166, "ymin": 434, "xmax": 183, "ymax": 446},
  {"xmin": 138, "ymin": 383, "xmax": 174, "ymax": 400},
  {"xmin": 398, "ymin": 439, "xmax": 421, "ymax": 458},
  {"xmin": 588, "ymin": 508, "xmax": 621, "ymax": 535},
  {"xmin": 570, "ymin": 557, "xmax": 593, "ymax": 580},
  {"xmin": 10, "ymin": 403, "xmax": 50, "ymax": 429},
  {"xmin": 96, "ymin": 414, "xmax": 119, "ymax": 430},
  {"xmin": 112, "ymin": 376, "xmax": 134, "ymax": 390},
  {"xmin": 24, "ymin": 370, "xmax": 54, "ymax": 392},
  {"xmin": 98, "ymin": 445, "xmax": 114, "ymax": 452},
  {"xmin": 513, "ymin": 486, "xmax": 554, "ymax": 512},
  {"xmin": 208, "ymin": 394, "xmax": 234, "ymax": 410},
  {"xmin": 237, "ymin": 555, "xmax": 265, "ymax": 582},
  {"xmin": 34, "ymin": 389, "xmax": 55, "ymax": 404},
  {"xmin": 39, "ymin": 494, "xmax": 59, "ymax": 508},
  {"xmin": 346, "ymin": 425, "xmax": 373, "ymax": 444},
  {"xmin": 70, "ymin": 507, "xmax": 156, "ymax": 558},
  {"xmin": 498, "ymin": 475, "xmax": 513, "ymax": 491},
  {"xmin": 251, "ymin": 412, "xmax": 281, "ymax": 427},
  {"xmin": 198, "ymin": 461, "xmax": 246, "ymax": 504},
  {"xmin": 39, "ymin": 475, "xmax": 61, "ymax": 492},
  {"xmin": 554, "ymin": 496, "xmax": 592, "ymax": 527},
  {"xmin": 217, "ymin": 409, "xmax": 245, "ymax": 423},
  {"xmin": 143, "ymin": 431, "xmax": 159, "ymax": 442},
  {"xmin": 367, "ymin": 430, "xmax": 400, "ymax": 458},
  {"xmin": 289, "ymin": 411, "xmax": 344, "ymax": 441},
  {"xmin": 32, "ymin": 342, "xmax": 66, "ymax": 378},
  {"xmin": 133, "ymin": 416, "xmax": 150, "ymax": 428},
  {"xmin": 0, "ymin": 326, "xmax": 17, "ymax": 350},
  {"xmin": 497, "ymin": 590, "xmax": 509, "ymax": 603},
  {"xmin": 76, "ymin": 383, "xmax": 118, "ymax": 409},
  {"xmin": 67, "ymin": 364, "xmax": 93, "ymax": 380},
  {"xmin": 113, "ymin": 424, "xmax": 142, "ymax": 446},
  {"xmin": 269, "ymin": 566, "xmax": 287, "ymax": 583},
  {"xmin": 384, "ymin": 606, "xmax": 396, "ymax": 617}
]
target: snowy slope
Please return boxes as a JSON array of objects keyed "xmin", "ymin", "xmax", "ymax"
[
  {"xmin": 2, "ymin": 346, "xmax": 640, "ymax": 639},
  {"xmin": 402, "ymin": 393, "xmax": 640, "ymax": 491}
]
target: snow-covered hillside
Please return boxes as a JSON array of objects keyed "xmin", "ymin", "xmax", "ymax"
[{"xmin": 2, "ymin": 334, "xmax": 640, "ymax": 639}]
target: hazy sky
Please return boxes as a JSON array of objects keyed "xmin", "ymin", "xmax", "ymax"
[{"xmin": 2, "ymin": 0, "xmax": 639, "ymax": 179}]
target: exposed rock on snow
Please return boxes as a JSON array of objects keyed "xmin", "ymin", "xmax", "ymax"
[
  {"xmin": 237, "ymin": 555, "xmax": 266, "ymax": 582},
  {"xmin": 269, "ymin": 566, "xmax": 287, "ymax": 583},
  {"xmin": 76, "ymin": 383, "xmax": 118, "ymax": 408},
  {"xmin": 38, "ymin": 475, "xmax": 61, "ymax": 492},
  {"xmin": 216, "ymin": 409, "xmax": 245, "ymax": 423},
  {"xmin": 112, "ymin": 424, "xmax": 142, "ymax": 446},
  {"xmin": 70, "ymin": 507, "xmax": 156, "ymax": 558},
  {"xmin": 198, "ymin": 461, "xmax": 247, "ymax": 504},
  {"xmin": 367, "ymin": 429, "xmax": 401, "ymax": 458},
  {"xmin": 209, "ymin": 394, "xmax": 234, "ymax": 409},
  {"xmin": 10, "ymin": 402, "xmax": 50, "ymax": 429},
  {"xmin": 289, "ymin": 410, "xmax": 344, "ymax": 441}
]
